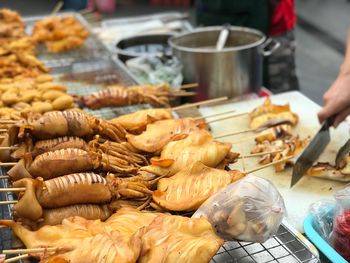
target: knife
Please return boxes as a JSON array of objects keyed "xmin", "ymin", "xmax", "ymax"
[
  {"xmin": 291, "ymin": 118, "xmax": 333, "ymax": 187},
  {"xmin": 335, "ymin": 138, "xmax": 350, "ymax": 169}
]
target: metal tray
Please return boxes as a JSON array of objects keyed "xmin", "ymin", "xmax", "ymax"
[
  {"xmin": 23, "ymin": 12, "xmax": 115, "ymax": 72},
  {"xmin": 100, "ymin": 11, "xmax": 193, "ymax": 52}
]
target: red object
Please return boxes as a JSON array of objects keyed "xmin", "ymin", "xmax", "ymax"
[
  {"xmin": 332, "ymin": 209, "xmax": 350, "ymax": 261},
  {"xmin": 269, "ymin": 0, "xmax": 296, "ymax": 36}
]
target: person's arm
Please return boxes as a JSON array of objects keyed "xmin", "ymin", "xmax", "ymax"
[{"xmin": 318, "ymin": 30, "xmax": 350, "ymax": 127}]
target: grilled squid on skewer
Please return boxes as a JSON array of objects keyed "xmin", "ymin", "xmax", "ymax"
[
  {"xmin": 109, "ymin": 108, "xmax": 173, "ymax": 134},
  {"xmin": 306, "ymin": 159, "xmax": 350, "ymax": 182},
  {"xmin": 10, "ymin": 110, "xmax": 126, "ymax": 142},
  {"xmin": 254, "ymin": 124, "xmax": 293, "ymax": 143},
  {"xmin": 249, "ymin": 98, "xmax": 299, "ymax": 129},
  {"xmin": 12, "ymin": 173, "xmax": 153, "ymax": 222},
  {"xmin": 81, "ymin": 83, "xmax": 172, "ymax": 109},
  {"xmin": 8, "ymin": 145, "xmax": 148, "ymax": 181}
]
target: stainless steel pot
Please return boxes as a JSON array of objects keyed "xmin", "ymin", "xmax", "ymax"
[{"xmin": 168, "ymin": 26, "xmax": 280, "ymax": 100}]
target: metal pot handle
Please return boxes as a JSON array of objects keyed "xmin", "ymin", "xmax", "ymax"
[{"xmin": 261, "ymin": 38, "xmax": 281, "ymax": 56}]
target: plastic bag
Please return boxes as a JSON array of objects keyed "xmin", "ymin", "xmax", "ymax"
[
  {"xmin": 332, "ymin": 185, "xmax": 350, "ymax": 261},
  {"xmin": 126, "ymin": 56, "xmax": 183, "ymax": 87},
  {"xmin": 308, "ymin": 200, "xmax": 335, "ymax": 242},
  {"xmin": 192, "ymin": 175, "xmax": 286, "ymax": 243}
]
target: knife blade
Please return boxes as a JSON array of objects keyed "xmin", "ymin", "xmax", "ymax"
[
  {"xmin": 291, "ymin": 118, "xmax": 332, "ymax": 187},
  {"xmin": 335, "ymin": 138, "xmax": 350, "ymax": 169}
]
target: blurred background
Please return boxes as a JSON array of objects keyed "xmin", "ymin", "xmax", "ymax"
[{"xmin": 0, "ymin": 0, "xmax": 349, "ymax": 104}]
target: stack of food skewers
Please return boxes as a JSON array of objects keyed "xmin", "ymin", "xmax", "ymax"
[
  {"xmin": 0, "ymin": 7, "xmax": 322, "ymax": 263},
  {"xmin": 0, "ymin": 96, "xmax": 307, "ymax": 263}
]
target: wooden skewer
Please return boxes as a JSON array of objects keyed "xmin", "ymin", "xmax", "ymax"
[
  {"xmin": 0, "ymin": 175, "xmax": 9, "ymax": 179},
  {"xmin": 0, "ymin": 162, "xmax": 17, "ymax": 167},
  {"xmin": 0, "ymin": 146, "xmax": 18, "ymax": 150},
  {"xmin": 3, "ymin": 247, "xmax": 63, "ymax": 254},
  {"xmin": 0, "ymin": 120, "xmax": 16, "ymax": 124},
  {"xmin": 0, "ymin": 200, "xmax": 17, "ymax": 205},
  {"xmin": 171, "ymin": 92, "xmax": 197, "ymax": 97},
  {"xmin": 4, "ymin": 254, "xmax": 29, "ymax": 263},
  {"xmin": 239, "ymin": 149, "xmax": 284, "ymax": 159},
  {"xmin": 206, "ymin": 112, "xmax": 248, "ymax": 124},
  {"xmin": 0, "ymin": 188, "xmax": 26, "ymax": 192},
  {"xmin": 0, "ymin": 136, "xmax": 5, "ymax": 139},
  {"xmin": 214, "ymin": 128, "xmax": 258, "ymax": 139},
  {"xmin": 245, "ymin": 155, "xmax": 294, "ymax": 174},
  {"xmin": 0, "ymin": 129, "xmax": 7, "ymax": 133},
  {"xmin": 172, "ymin": 96, "xmax": 228, "ymax": 111},
  {"xmin": 194, "ymin": 109, "xmax": 236, "ymax": 120},
  {"xmin": 179, "ymin": 83, "xmax": 198, "ymax": 89},
  {"xmin": 51, "ymin": 1, "xmax": 63, "ymax": 15}
]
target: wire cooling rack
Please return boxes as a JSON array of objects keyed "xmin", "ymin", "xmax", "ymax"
[{"xmin": 23, "ymin": 12, "xmax": 110, "ymax": 71}]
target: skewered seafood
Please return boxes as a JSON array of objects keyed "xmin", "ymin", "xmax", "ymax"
[
  {"xmin": 12, "ymin": 173, "xmax": 153, "ymax": 221},
  {"xmin": 254, "ymin": 124, "xmax": 293, "ymax": 143},
  {"xmin": 141, "ymin": 130, "xmax": 239, "ymax": 177},
  {"xmin": 250, "ymin": 98, "xmax": 298, "ymax": 129},
  {"xmin": 306, "ymin": 159, "xmax": 350, "ymax": 182},
  {"xmin": 8, "ymin": 146, "xmax": 146, "ymax": 180},
  {"xmin": 152, "ymin": 162, "xmax": 245, "ymax": 212},
  {"xmin": 32, "ymin": 15, "xmax": 89, "ymax": 53},
  {"xmin": 109, "ymin": 108, "xmax": 173, "ymax": 134},
  {"xmin": 127, "ymin": 118, "xmax": 207, "ymax": 153},
  {"xmin": 251, "ymin": 136, "xmax": 310, "ymax": 172},
  {"xmin": 81, "ymin": 83, "xmax": 172, "ymax": 109},
  {"xmin": 139, "ymin": 213, "xmax": 223, "ymax": 263},
  {"xmin": 12, "ymin": 110, "xmax": 126, "ymax": 142}
]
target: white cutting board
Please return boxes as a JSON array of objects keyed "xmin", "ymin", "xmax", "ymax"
[{"xmin": 199, "ymin": 91, "xmax": 350, "ymax": 232}]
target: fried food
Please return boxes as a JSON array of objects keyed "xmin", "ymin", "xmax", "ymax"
[
  {"xmin": 139, "ymin": 213, "xmax": 223, "ymax": 263},
  {"xmin": 251, "ymin": 136, "xmax": 310, "ymax": 172},
  {"xmin": 152, "ymin": 162, "xmax": 245, "ymax": 211},
  {"xmin": 250, "ymin": 98, "xmax": 298, "ymax": 129},
  {"xmin": 32, "ymin": 15, "xmax": 89, "ymax": 53},
  {"xmin": 110, "ymin": 108, "xmax": 173, "ymax": 134},
  {"xmin": 127, "ymin": 118, "xmax": 206, "ymax": 153},
  {"xmin": 141, "ymin": 130, "xmax": 238, "ymax": 177}
]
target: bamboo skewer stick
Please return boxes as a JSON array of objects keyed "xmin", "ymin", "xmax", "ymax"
[
  {"xmin": 0, "ymin": 162, "xmax": 17, "ymax": 167},
  {"xmin": 0, "ymin": 146, "xmax": 18, "ymax": 150},
  {"xmin": 0, "ymin": 175, "xmax": 9, "ymax": 179},
  {"xmin": 0, "ymin": 188, "xmax": 26, "ymax": 192},
  {"xmin": 0, "ymin": 120, "xmax": 16, "ymax": 124},
  {"xmin": 239, "ymin": 149, "xmax": 284, "ymax": 159},
  {"xmin": 4, "ymin": 254, "xmax": 29, "ymax": 263},
  {"xmin": 0, "ymin": 129, "xmax": 8, "ymax": 133},
  {"xmin": 0, "ymin": 136, "xmax": 5, "ymax": 139},
  {"xmin": 170, "ymin": 92, "xmax": 197, "ymax": 97},
  {"xmin": 178, "ymin": 83, "xmax": 198, "ymax": 89},
  {"xmin": 214, "ymin": 128, "xmax": 258, "ymax": 139},
  {"xmin": 0, "ymin": 200, "xmax": 17, "ymax": 205},
  {"xmin": 245, "ymin": 155, "xmax": 294, "ymax": 174},
  {"xmin": 51, "ymin": 1, "xmax": 63, "ymax": 15},
  {"xmin": 172, "ymin": 97, "xmax": 228, "ymax": 111},
  {"xmin": 206, "ymin": 112, "xmax": 248, "ymax": 124},
  {"xmin": 3, "ymin": 247, "xmax": 65, "ymax": 254},
  {"xmin": 194, "ymin": 109, "xmax": 236, "ymax": 120}
]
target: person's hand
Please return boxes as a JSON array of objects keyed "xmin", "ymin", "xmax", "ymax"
[{"xmin": 318, "ymin": 72, "xmax": 350, "ymax": 127}]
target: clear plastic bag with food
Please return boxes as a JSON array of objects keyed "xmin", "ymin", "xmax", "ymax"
[
  {"xmin": 331, "ymin": 185, "xmax": 350, "ymax": 261},
  {"xmin": 192, "ymin": 175, "xmax": 286, "ymax": 243}
]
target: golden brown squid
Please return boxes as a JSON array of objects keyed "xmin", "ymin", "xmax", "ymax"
[
  {"xmin": 12, "ymin": 173, "xmax": 153, "ymax": 222},
  {"xmin": 12, "ymin": 110, "xmax": 127, "ymax": 142},
  {"xmin": 8, "ymin": 146, "xmax": 147, "ymax": 181},
  {"xmin": 81, "ymin": 83, "xmax": 172, "ymax": 109}
]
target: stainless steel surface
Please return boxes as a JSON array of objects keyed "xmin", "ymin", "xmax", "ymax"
[
  {"xmin": 335, "ymin": 138, "xmax": 350, "ymax": 169},
  {"xmin": 168, "ymin": 26, "xmax": 269, "ymax": 100},
  {"xmin": 291, "ymin": 119, "xmax": 332, "ymax": 187}
]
